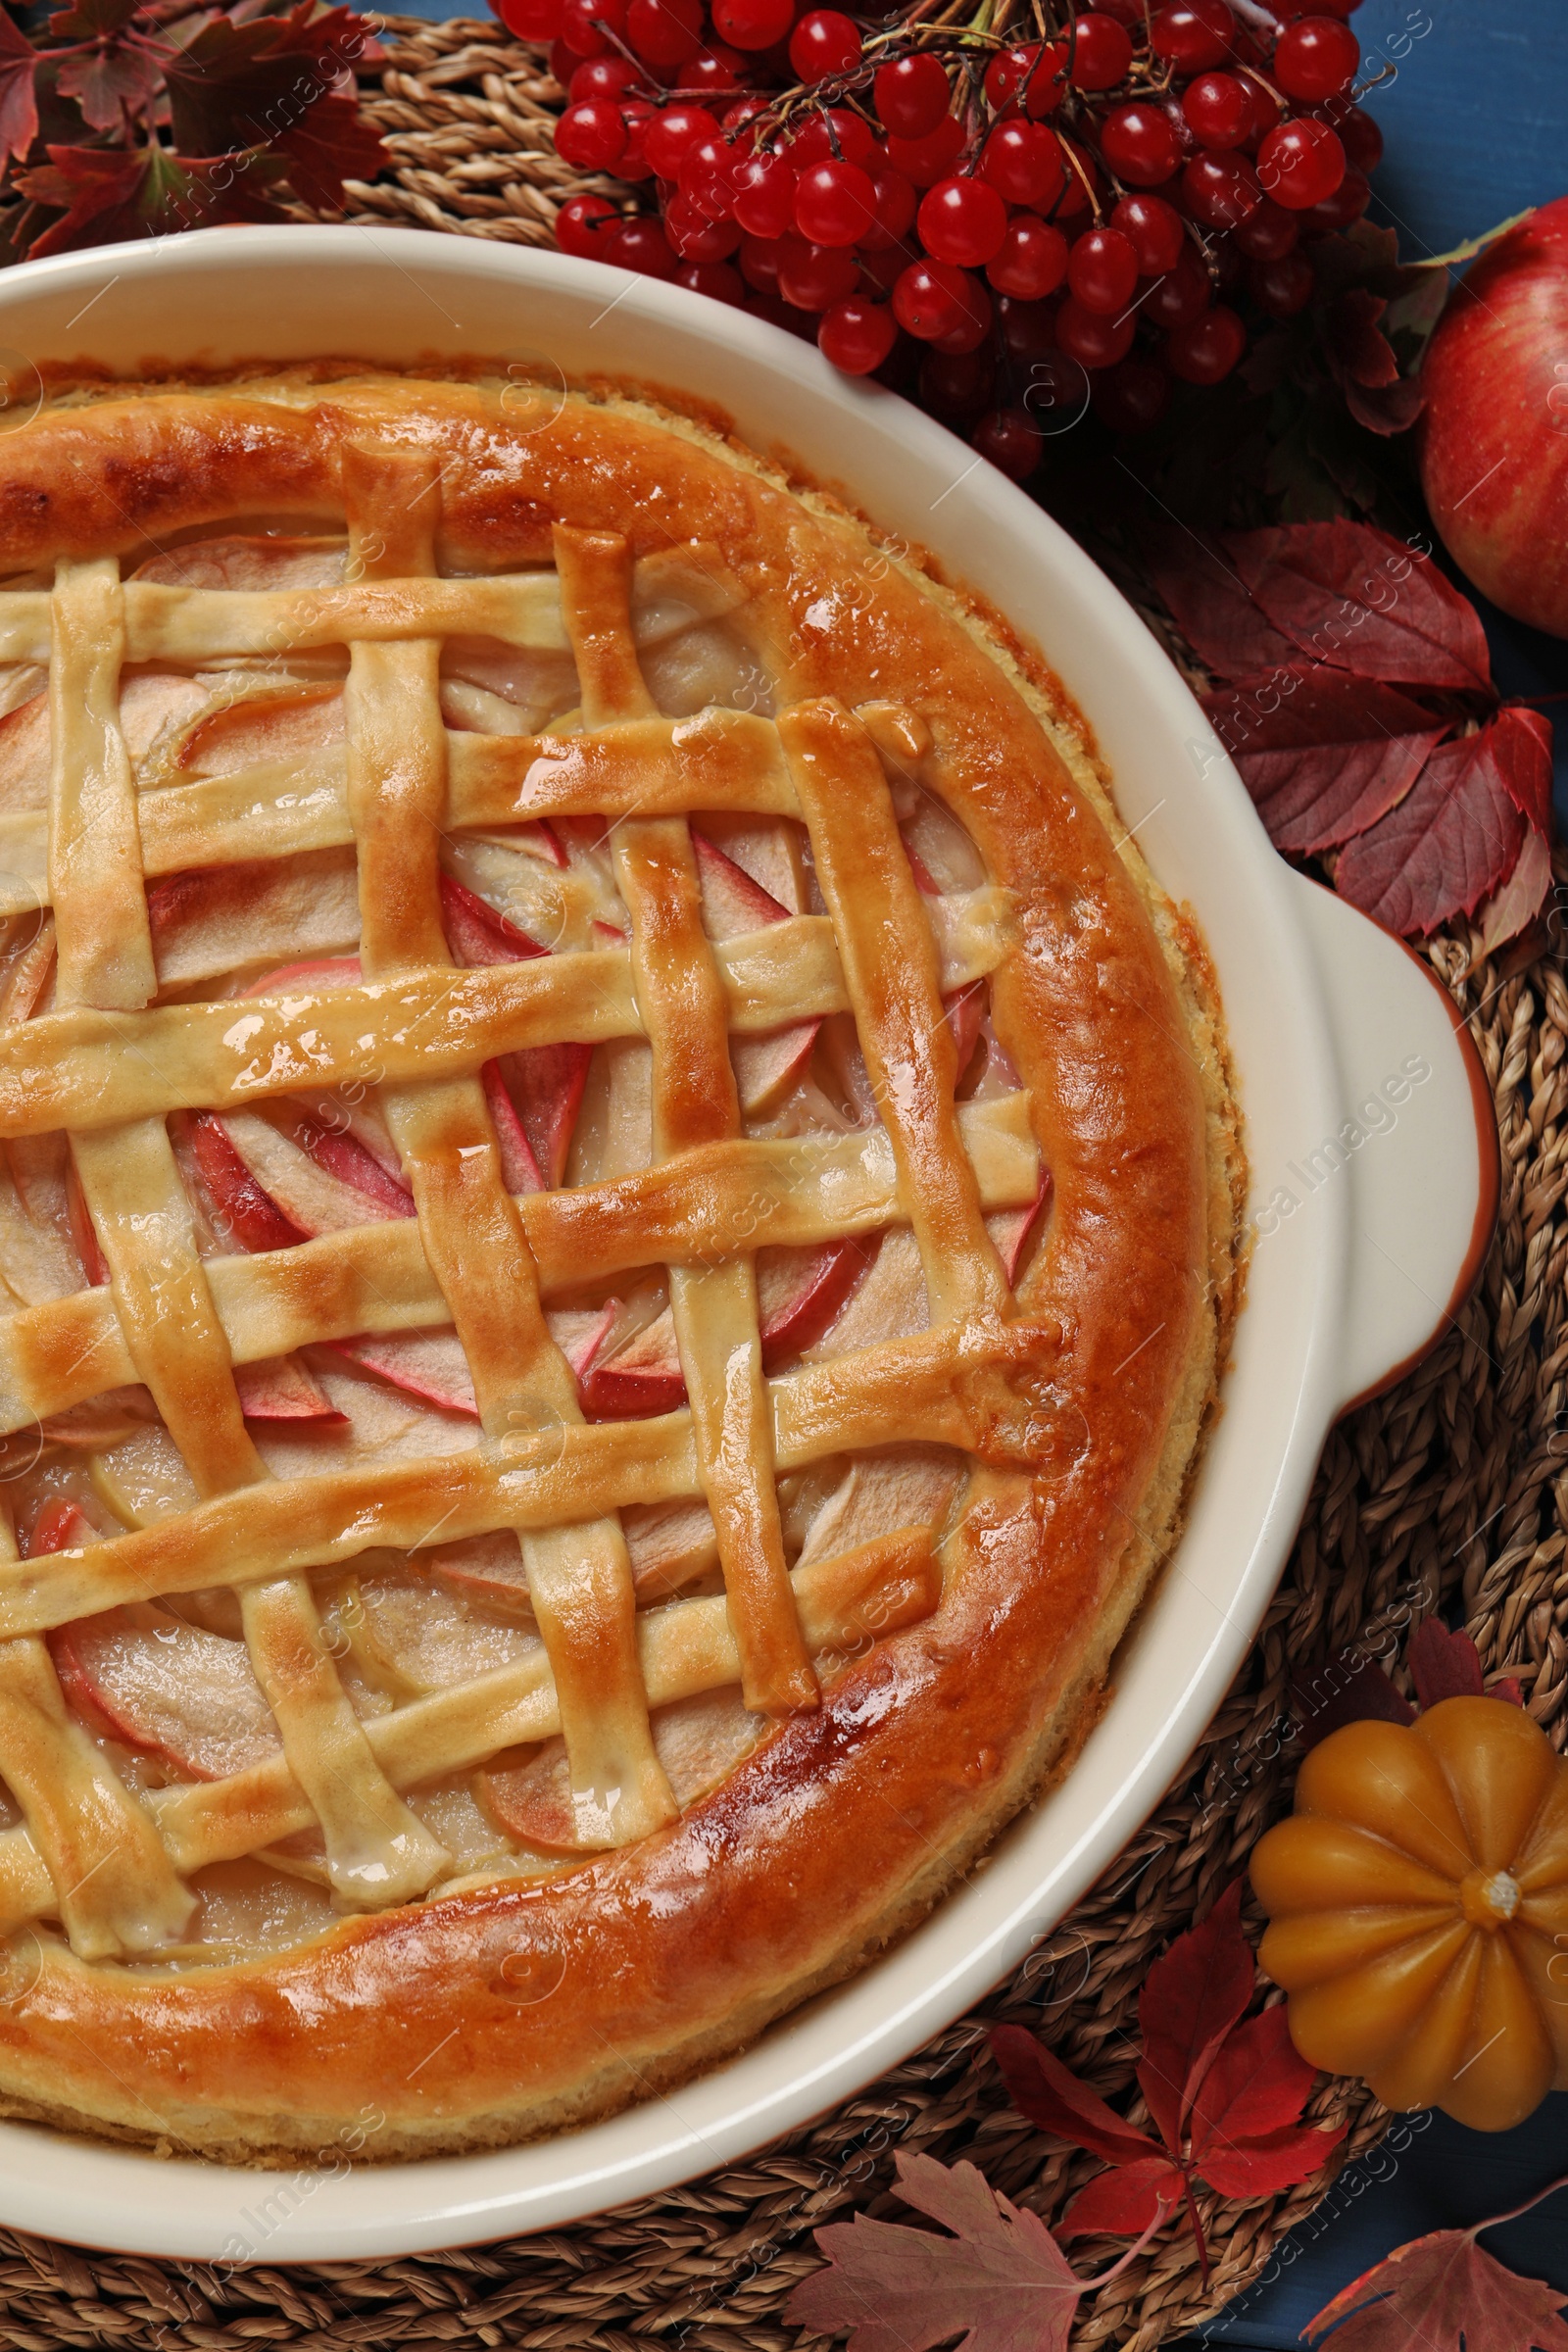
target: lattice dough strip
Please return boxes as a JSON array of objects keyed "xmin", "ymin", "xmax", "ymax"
[
  {"xmin": 341, "ymin": 452, "xmax": 670, "ymax": 1848},
  {"xmin": 0, "ymin": 1511, "xmax": 191, "ymax": 1960},
  {"xmin": 0, "ymin": 1095, "xmax": 1040, "ymax": 1429},
  {"xmin": 0, "ymin": 1317, "xmax": 1035, "ymax": 1642},
  {"xmin": 49, "ymin": 569, "xmax": 448, "ymax": 1911},
  {"xmin": 558, "ymin": 525, "xmax": 812, "ymax": 1716},
  {"xmin": 0, "ymin": 1522, "xmax": 943, "ymax": 1936},
  {"xmin": 0, "ymin": 710, "xmax": 804, "ymax": 919},
  {"xmin": 47, "ymin": 558, "xmax": 156, "ymax": 1014},
  {"xmin": 780, "ymin": 702, "xmax": 1007, "ymax": 1325},
  {"xmin": 0, "ymin": 922, "xmax": 892, "ymax": 1140}
]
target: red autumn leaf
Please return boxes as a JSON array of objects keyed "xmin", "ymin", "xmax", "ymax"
[
  {"xmin": 1225, "ymin": 522, "xmax": 1494, "ymax": 694},
  {"xmin": 56, "ymin": 41, "xmax": 162, "ymax": 134},
  {"xmin": 1136, "ymin": 1878, "xmax": 1253, "ymax": 2151},
  {"xmin": 22, "ymin": 142, "xmax": 287, "ymax": 259},
  {"xmin": 47, "ymin": 0, "xmax": 138, "ymax": 36},
  {"xmin": 1060, "ymin": 2156, "xmax": 1182, "ymax": 2242},
  {"xmin": 1479, "ymin": 826, "xmax": 1554, "ymax": 957},
  {"xmin": 1328, "ymin": 289, "xmax": 1399, "ymax": 390},
  {"xmin": 1203, "ymin": 671, "xmax": 1447, "ymax": 854},
  {"xmin": 1141, "ymin": 525, "xmax": 1301, "ymax": 683},
  {"xmin": 1199, "ymin": 2120, "xmax": 1347, "ymax": 2202},
  {"xmin": 0, "ymin": 10, "xmax": 37, "ymax": 169},
  {"xmin": 1489, "ymin": 704, "xmax": 1554, "ymax": 837},
  {"xmin": 273, "ymin": 88, "xmax": 385, "ymax": 211},
  {"xmin": 1347, "ymin": 374, "xmax": 1428, "ymax": 437},
  {"xmin": 164, "ymin": 4, "xmax": 376, "ymax": 158},
  {"xmin": 1302, "ymin": 2175, "xmax": 1568, "ymax": 2351},
  {"xmin": 989, "ymin": 2024, "xmax": 1159, "ymax": 2169},
  {"xmin": 1187, "ymin": 2005, "xmax": 1318, "ymax": 2155},
  {"xmin": 1335, "ymin": 716, "xmax": 1530, "ymax": 937},
  {"xmin": 786, "ymin": 2151, "xmax": 1149, "ymax": 2352},
  {"xmin": 1294, "ymin": 1653, "xmax": 1415, "ymax": 1750},
  {"xmin": 1408, "ymin": 1619, "xmax": 1486, "ymax": 1708}
]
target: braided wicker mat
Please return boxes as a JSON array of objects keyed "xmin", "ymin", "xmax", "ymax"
[{"xmin": 6, "ymin": 27, "xmax": 1561, "ymax": 2342}]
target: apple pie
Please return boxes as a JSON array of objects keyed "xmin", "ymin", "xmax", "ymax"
[{"xmin": 0, "ymin": 366, "xmax": 1240, "ymax": 2162}]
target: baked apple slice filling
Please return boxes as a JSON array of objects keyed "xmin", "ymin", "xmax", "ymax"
[{"xmin": 0, "ymin": 525, "xmax": 1049, "ymax": 1950}]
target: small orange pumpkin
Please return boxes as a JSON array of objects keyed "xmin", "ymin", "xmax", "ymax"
[{"xmin": 1250, "ymin": 1696, "xmax": 1568, "ymax": 2132}]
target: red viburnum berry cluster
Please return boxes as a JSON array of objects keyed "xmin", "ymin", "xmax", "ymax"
[{"xmin": 492, "ymin": 0, "xmax": 1384, "ymax": 482}]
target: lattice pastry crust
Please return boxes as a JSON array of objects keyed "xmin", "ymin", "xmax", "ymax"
[{"xmin": 0, "ymin": 367, "xmax": 1241, "ymax": 2164}]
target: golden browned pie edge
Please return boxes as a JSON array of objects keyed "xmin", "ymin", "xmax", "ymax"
[{"xmin": 0, "ymin": 366, "xmax": 1245, "ymax": 2166}]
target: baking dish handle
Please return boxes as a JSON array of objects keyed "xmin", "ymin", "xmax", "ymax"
[{"xmin": 1279, "ymin": 873, "xmax": 1498, "ymax": 1418}]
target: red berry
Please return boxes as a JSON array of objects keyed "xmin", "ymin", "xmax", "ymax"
[
  {"xmin": 1068, "ymin": 13, "xmax": 1134, "ymax": 90},
  {"xmin": 819, "ymin": 295, "xmax": 898, "ymax": 373},
  {"xmin": 1055, "ymin": 296, "xmax": 1135, "ymax": 369},
  {"xmin": 556, "ymin": 100, "xmax": 628, "ymax": 168},
  {"xmin": 499, "ymin": 0, "xmax": 564, "ymax": 37},
  {"xmin": 738, "ymin": 230, "xmax": 782, "ymax": 289},
  {"xmin": 1166, "ymin": 302, "xmax": 1246, "ymax": 381},
  {"xmin": 1146, "ymin": 242, "xmax": 1210, "ymax": 326},
  {"xmin": 1334, "ymin": 102, "xmax": 1382, "ymax": 172},
  {"xmin": 1183, "ymin": 71, "xmax": 1251, "ymax": 149},
  {"xmin": 626, "ymin": 0, "xmax": 702, "ymax": 67},
  {"xmin": 644, "ymin": 104, "xmax": 718, "ymax": 177},
  {"xmin": 790, "ymin": 9, "xmax": 860, "ymax": 81},
  {"xmin": 919, "ymin": 175, "xmax": 1007, "ymax": 270},
  {"xmin": 979, "ymin": 120, "xmax": 1065, "ymax": 210},
  {"xmin": 710, "ymin": 0, "xmax": 792, "ymax": 50},
  {"xmin": 893, "ymin": 258, "xmax": 981, "ymax": 343},
  {"xmin": 1234, "ymin": 197, "xmax": 1298, "ymax": 258},
  {"xmin": 987, "ymin": 215, "xmax": 1069, "ymax": 300},
  {"xmin": 931, "ymin": 284, "xmax": 992, "ymax": 356},
  {"xmin": 677, "ymin": 260, "xmax": 746, "ymax": 303},
  {"xmin": 1111, "ymin": 193, "xmax": 1184, "ymax": 276},
  {"xmin": 569, "ymin": 53, "xmax": 638, "ymax": 100},
  {"xmin": 795, "ymin": 158, "xmax": 878, "ymax": 246},
  {"xmin": 921, "ymin": 346, "xmax": 995, "ymax": 417},
  {"xmin": 790, "ymin": 109, "xmax": 876, "ymax": 167},
  {"xmin": 885, "ymin": 115, "xmax": 966, "ymax": 187},
  {"xmin": 862, "ymin": 167, "xmax": 917, "ymax": 248},
  {"xmin": 984, "ymin": 40, "xmax": 1067, "ymax": 117},
  {"xmin": 679, "ymin": 133, "xmax": 744, "ymax": 219},
  {"xmin": 776, "ymin": 234, "xmax": 859, "ymax": 311},
  {"xmin": 1274, "ymin": 14, "xmax": 1360, "ymax": 103},
  {"xmin": 1055, "ymin": 135, "xmax": 1100, "ymax": 216},
  {"xmin": 732, "ymin": 150, "xmax": 797, "ymax": 237},
  {"xmin": 1093, "ymin": 354, "xmax": 1171, "ymax": 433},
  {"xmin": 1298, "ymin": 163, "xmax": 1369, "ymax": 231},
  {"xmin": 874, "ymin": 52, "xmax": 950, "ymax": 139},
  {"xmin": 1256, "ymin": 117, "xmax": 1345, "ymax": 208},
  {"xmin": 607, "ymin": 217, "xmax": 677, "ymax": 276},
  {"xmin": 1067, "ymin": 225, "xmax": 1138, "ymax": 316},
  {"xmin": 550, "ymin": 35, "xmax": 579, "ymax": 82},
  {"xmin": 555, "ymin": 192, "xmax": 620, "ymax": 255},
  {"xmin": 1248, "ymin": 250, "xmax": 1313, "ymax": 315},
  {"xmin": 997, "ymin": 294, "xmax": 1056, "ymax": 360},
  {"xmin": 1150, "ymin": 0, "xmax": 1232, "ymax": 74},
  {"xmin": 617, "ymin": 98, "xmax": 657, "ymax": 177},
  {"xmin": 1101, "ymin": 102, "xmax": 1181, "ymax": 186},
  {"xmin": 664, "ymin": 191, "xmax": 742, "ymax": 257},
  {"xmin": 560, "ymin": 0, "xmax": 623, "ymax": 55},
  {"xmin": 683, "ymin": 44, "xmax": 744, "ymax": 90},
  {"xmin": 1182, "ymin": 152, "xmax": 1261, "ymax": 228},
  {"xmin": 973, "ymin": 407, "xmax": 1043, "ymax": 483}
]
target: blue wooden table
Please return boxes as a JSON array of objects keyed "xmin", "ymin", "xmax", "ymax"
[{"xmin": 389, "ymin": 0, "xmax": 1568, "ymax": 2327}]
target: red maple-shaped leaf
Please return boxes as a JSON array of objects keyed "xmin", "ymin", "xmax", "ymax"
[
  {"xmin": 55, "ymin": 42, "xmax": 161, "ymax": 135},
  {"xmin": 21, "ymin": 143, "xmax": 287, "ymax": 259},
  {"xmin": 991, "ymin": 1885, "xmax": 1344, "ymax": 2281},
  {"xmin": 0, "ymin": 9, "xmax": 37, "ymax": 170},
  {"xmin": 785, "ymin": 2150, "xmax": 1153, "ymax": 2352},
  {"xmin": 1202, "ymin": 670, "xmax": 1447, "ymax": 857},
  {"xmin": 1225, "ymin": 522, "xmax": 1494, "ymax": 694},
  {"xmin": 271, "ymin": 88, "xmax": 385, "ymax": 210},
  {"xmin": 1293, "ymin": 1650, "xmax": 1414, "ymax": 1750},
  {"xmin": 1334, "ymin": 713, "xmax": 1534, "ymax": 936},
  {"xmin": 164, "ymin": 5, "xmax": 377, "ymax": 160},
  {"xmin": 1302, "ymin": 2176, "xmax": 1568, "ymax": 2351}
]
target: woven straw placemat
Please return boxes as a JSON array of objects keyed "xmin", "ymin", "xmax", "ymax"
[{"xmin": 6, "ymin": 28, "xmax": 1561, "ymax": 2342}]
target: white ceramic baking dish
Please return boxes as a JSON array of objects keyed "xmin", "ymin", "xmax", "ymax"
[{"xmin": 0, "ymin": 227, "xmax": 1494, "ymax": 2260}]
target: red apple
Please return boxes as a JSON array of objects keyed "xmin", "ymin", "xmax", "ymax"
[
  {"xmin": 1420, "ymin": 196, "xmax": 1568, "ymax": 639},
  {"xmin": 51, "ymin": 1606, "xmax": 282, "ymax": 1780},
  {"xmin": 233, "ymin": 1352, "xmax": 346, "ymax": 1425}
]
